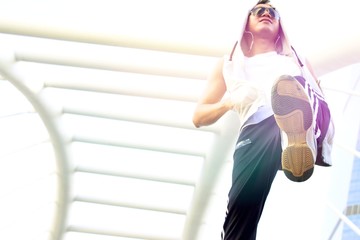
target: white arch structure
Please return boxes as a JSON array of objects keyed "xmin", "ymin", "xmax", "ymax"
[{"xmin": 0, "ymin": 0, "xmax": 359, "ymax": 239}]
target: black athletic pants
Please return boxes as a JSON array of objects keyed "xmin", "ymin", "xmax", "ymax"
[{"xmin": 222, "ymin": 116, "xmax": 282, "ymax": 240}]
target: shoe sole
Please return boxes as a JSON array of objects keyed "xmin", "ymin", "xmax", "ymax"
[{"xmin": 271, "ymin": 76, "xmax": 314, "ymax": 182}]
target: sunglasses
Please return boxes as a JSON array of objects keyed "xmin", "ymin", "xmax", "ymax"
[{"xmin": 250, "ymin": 7, "xmax": 280, "ymax": 20}]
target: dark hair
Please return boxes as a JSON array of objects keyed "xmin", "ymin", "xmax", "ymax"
[
  {"xmin": 253, "ymin": 0, "xmax": 276, "ymax": 11},
  {"xmin": 256, "ymin": 0, "xmax": 271, "ymax": 4}
]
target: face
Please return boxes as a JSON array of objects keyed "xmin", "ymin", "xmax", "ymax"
[{"xmin": 246, "ymin": 3, "xmax": 280, "ymax": 41}]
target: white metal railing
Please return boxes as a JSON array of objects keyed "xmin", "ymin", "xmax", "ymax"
[
  {"xmin": 335, "ymin": 142, "xmax": 360, "ymax": 159},
  {"xmin": 0, "ymin": 35, "xmax": 240, "ymax": 240},
  {"xmin": 327, "ymin": 202, "xmax": 360, "ymax": 239},
  {"xmin": 323, "ymin": 86, "xmax": 360, "ymax": 98},
  {"xmin": 0, "ymin": 47, "xmax": 72, "ymax": 240},
  {"xmin": 324, "ymin": 75, "xmax": 360, "ymax": 238},
  {"xmin": 0, "ymin": 21, "xmax": 359, "ymax": 240}
]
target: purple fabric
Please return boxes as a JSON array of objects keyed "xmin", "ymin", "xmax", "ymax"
[{"xmin": 294, "ymin": 75, "xmax": 331, "ymax": 165}]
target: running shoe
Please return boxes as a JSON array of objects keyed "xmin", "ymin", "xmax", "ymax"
[{"xmin": 271, "ymin": 75, "xmax": 316, "ymax": 182}]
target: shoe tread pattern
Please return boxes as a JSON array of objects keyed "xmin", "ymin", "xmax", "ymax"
[{"xmin": 271, "ymin": 76, "xmax": 314, "ymax": 182}]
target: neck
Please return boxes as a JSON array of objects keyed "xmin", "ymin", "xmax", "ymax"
[{"xmin": 246, "ymin": 38, "xmax": 276, "ymax": 57}]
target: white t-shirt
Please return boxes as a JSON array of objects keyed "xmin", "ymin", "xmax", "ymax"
[
  {"xmin": 223, "ymin": 51, "xmax": 301, "ymax": 128},
  {"xmin": 243, "ymin": 51, "xmax": 301, "ymax": 103}
]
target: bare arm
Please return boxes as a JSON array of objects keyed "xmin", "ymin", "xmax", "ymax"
[{"xmin": 192, "ymin": 58, "xmax": 233, "ymax": 128}]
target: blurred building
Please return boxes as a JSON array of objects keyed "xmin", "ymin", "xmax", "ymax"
[{"xmin": 342, "ymin": 131, "xmax": 360, "ymax": 239}]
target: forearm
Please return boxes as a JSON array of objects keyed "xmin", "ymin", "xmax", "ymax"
[{"xmin": 192, "ymin": 98, "xmax": 232, "ymax": 128}]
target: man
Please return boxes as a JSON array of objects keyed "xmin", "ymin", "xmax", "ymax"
[{"xmin": 192, "ymin": 0, "xmax": 334, "ymax": 239}]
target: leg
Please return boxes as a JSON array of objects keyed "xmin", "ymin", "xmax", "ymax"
[
  {"xmin": 222, "ymin": 116, "xmax": 282, "ymax": 240},
  {"xmin": 293, "ymin": 75, "xmax": 333, "ymax": 166},
  {"xmin": 271, "ymin": 75, "xmax": 315, "ymax": 182}
]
